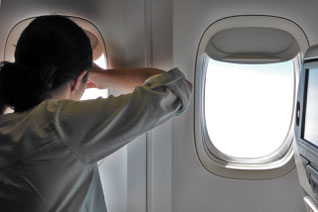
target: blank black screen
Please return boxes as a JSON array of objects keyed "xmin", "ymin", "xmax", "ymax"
[{"xmin": 304, "ymin": 68, "xmax": 318, "ymax": 147}]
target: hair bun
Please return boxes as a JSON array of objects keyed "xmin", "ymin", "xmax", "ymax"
[{"xmin": 0, "ymin": 62, "xmax": 48, "ymax": 112}]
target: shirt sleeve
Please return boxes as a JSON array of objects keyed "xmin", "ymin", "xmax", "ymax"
[{"xmin": 47, "ymin": 68, "xmax": 191, "ymax": 163}]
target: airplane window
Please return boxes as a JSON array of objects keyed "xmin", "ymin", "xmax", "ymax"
[
  {"xmin": 195, "ymin": 15, "xmax": 308, "ymax": 178},
  {"xmin": 205, "ymin": 58, "xmax": 294, "ymax": 158},
  {"xmin": 81, "ymin": 53, "xmax": 108, "ymax": 100},
  {"xmin": 94, "ymin": 53, "xmax": 107, "ymax": 69}
]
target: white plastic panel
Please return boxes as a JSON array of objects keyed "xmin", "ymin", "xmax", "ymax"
[
  {"xmin": 172, "ymin": 0, "xmax": 309, "ymax": 211},
  {"xmin": 0, "ymin": 0, "xmax": 316, "ymax": 212},
  {"xmin": 208, "ymin": 27, "xmax": 299, "ymax": 63},
  {"xmin": 0, "ymin": 1, "xmax": 147, "ymax": 212},
  {"xmin": 203, "ymin": 16, "xmax": 308, "ymax": 65}
]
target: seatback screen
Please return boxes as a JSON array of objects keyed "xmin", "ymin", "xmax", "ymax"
[{"xmin": 303, "ymin": 68, "xmax": 318, "ymax": 147}]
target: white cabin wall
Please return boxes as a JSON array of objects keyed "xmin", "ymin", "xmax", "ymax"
[
  {"xmin": 145, "ymin": 1, "xmax": 174, "ymax": 212},
  {"xmin": 0, "ymin": 0, "xmax": 128, "ymax": 68},
  {"xmin": 2, "ymin": 0, "xmax": 318, "ymax": 211},
  {"xmin": 0, "ymin": 1, "xmax": 149, "ymax": 212},
  {"xmin": 171, "ymin": 0, "xmax": 318, "ymax": 211}
]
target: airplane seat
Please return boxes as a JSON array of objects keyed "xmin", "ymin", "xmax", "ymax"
[{"xmin": 294, "ymin": 44, "xmax": 318, "ymax": 212}]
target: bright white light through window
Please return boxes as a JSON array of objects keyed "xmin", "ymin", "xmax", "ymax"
[
  {"xmin": 205, "ymin": 58, "xmax": 294, "ymax": 158},
  {"xmin": 81, "ymin": 54, "xmax": 108, "ymax": 100},
  {"xmin": 94, "ymin": 53, "xmax": 107, "ymax": 69}
]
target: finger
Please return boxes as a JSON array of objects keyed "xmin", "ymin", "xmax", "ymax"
[
  {"xmin": 185, "ymin": 80, "xmax": 193, "ymax": 92},
  {"xmin": 86, "ymin": 81, "xmax": 106, "ymax": 90},
  {"xmin": 86, "ymin": 81, "xmax": 97, "ymax": 88}
]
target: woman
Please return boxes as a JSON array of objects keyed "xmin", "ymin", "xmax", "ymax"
[{"xmin": 0, "ymin": 15, "xmax": 191, "ymax": 211}]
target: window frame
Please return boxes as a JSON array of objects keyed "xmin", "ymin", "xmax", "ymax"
[
  {"xmin": 194, "ymin": 16, "xmax": 309, "ymax": 179},
  {"xmin": 4, "ymin": 15, "xmax": 108, "ymax": 66}
]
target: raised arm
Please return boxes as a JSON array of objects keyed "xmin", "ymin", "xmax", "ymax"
[
  {"xmin": 88, "ymin": 64, "xmax": 165, "ymax": 92},
  {"xmin": 50, "ymin": 68, "xmax": 192, "ymax": 163}
]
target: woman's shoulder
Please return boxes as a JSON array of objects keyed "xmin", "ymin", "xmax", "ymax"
[{"xmin": 0, "ymin": 99, "xmax": 62, "ymax": 169}]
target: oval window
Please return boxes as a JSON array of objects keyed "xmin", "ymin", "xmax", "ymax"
[{"xmin": 194, "ymin": 16, "xmax": 309, "ymax": 179}]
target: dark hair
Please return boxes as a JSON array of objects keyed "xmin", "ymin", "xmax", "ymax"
[{"xmin": 0, "ymin": 15, "xmax": 92, "ymax": 113}]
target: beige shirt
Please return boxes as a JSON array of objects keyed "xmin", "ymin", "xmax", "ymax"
[{"xmin": 0, "ymin": 68, "xmax": 191, "ymax": 212}]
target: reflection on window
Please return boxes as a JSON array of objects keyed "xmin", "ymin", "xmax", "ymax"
[
  {"xmin": 81, "ymin": 53, "xmax": 108, "ymax": 100},
  {"xmin": 205, "ymin": 58, "xmax": 294, "ymax": 158}
]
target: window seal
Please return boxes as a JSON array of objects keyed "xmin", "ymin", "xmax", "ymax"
[{"xmin": 194, "ymin": 16, "xmax": 309, "ymax": 179}]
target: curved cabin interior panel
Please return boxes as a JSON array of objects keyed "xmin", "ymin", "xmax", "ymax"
[{"xmin": 2, "ymin": 0, "xmax": 318, "ymax": 211}]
